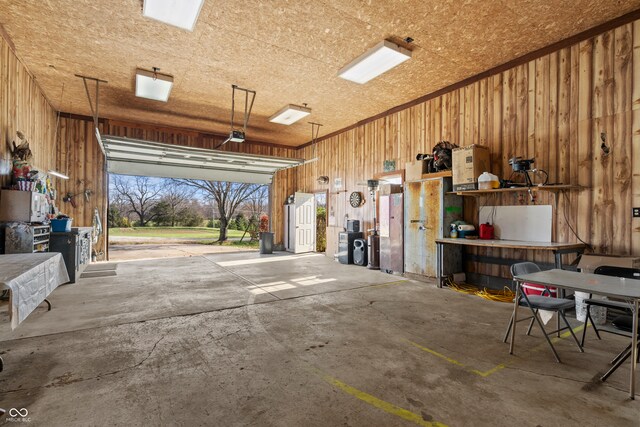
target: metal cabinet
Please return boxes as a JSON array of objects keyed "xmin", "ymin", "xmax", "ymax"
[
  {"xmin": 3, "ymin": 222, "xmax": 50, "ymax": 253},
  {"xmin": 50, "ymin": 227, "xmax": 92, "ymax": 283},
  {"xmin": 404, "ymin": 177, "xmax": 463, "ymax": 278},
  {"xmin": 379, "ymin": 193, "xmax": 404, "ymax": 274}
]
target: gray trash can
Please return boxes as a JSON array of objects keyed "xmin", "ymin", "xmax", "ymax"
[{"xmin": 259, "ymin": 232, "xmax": 274, "ymax": 254}]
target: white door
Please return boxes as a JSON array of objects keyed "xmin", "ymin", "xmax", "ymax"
[{"xmin": 294, "ymin": 192, "xmax": 316, "ymax": 253}]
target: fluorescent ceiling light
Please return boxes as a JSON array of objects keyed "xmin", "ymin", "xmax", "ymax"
[
  {"xmin": 48, "ymin": 170, "xmax": 69, "ymax": 180},
  {"xmin": 269, "ymin": 104, "xmax": 311, "ymax": 125},
  {"xmin": 142, "ymin": 0, "xmax": 204, "ymax": 31},
  {"xmin": 338, "ymin": 40, "xmax": 412, "ymax": 84},
  {"xmin": 135, "ymin": 69, "xmax": 174, "ymax": 102}
]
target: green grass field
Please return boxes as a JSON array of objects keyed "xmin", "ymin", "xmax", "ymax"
[{"xmin": 109, "ymin": 227, "xmax": 247, "ymax": 239}]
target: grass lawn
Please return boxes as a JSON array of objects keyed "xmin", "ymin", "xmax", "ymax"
[{"xmin": 109, "ymin": 227, "xmax": 248, "ymax": 239}]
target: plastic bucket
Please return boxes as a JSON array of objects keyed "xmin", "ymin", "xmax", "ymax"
[
  {"xmin": 522, "ymin": 282, "xmax": 557, "ymax": 297},
  {"xmin": 575, "ymin": 291, "xmax": 607, "ymax": 324},
  {"xmin": 51, "ymin": 218, "xmax": 72, "ymax": 232}
]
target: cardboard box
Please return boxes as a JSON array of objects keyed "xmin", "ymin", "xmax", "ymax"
[
  {"xmin": 577, "ymin": 255, "xmax": 640, "ymax": 274},
  {"xmin": 452, "ymin": 145, "xmax": 491, "ymax": 191},
  {"xmin": 405, "ymin": 160, "xmax": 428, "ymax": 181}
]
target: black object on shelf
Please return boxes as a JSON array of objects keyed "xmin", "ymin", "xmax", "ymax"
[{"xmin": 346, "ymin": 219, "xmax": 360, "ymax": 233}]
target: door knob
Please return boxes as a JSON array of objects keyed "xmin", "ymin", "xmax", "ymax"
[{"xmin": 418, "ymin": 225, "xmax": 426, "ymax": 230}]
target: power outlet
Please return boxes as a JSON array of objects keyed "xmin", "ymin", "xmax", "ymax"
[{"xmin": 634, "ymin": 207, "xmax": 640, "ymax": 218}]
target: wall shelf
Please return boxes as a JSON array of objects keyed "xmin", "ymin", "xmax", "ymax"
[{"xmin": 447, "ymin": 185, "xmax": 585, "ymax": 196}]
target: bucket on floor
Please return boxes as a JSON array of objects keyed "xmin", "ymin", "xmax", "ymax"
[{"xmin": 575, "ymin": 291, "xmax": 607, "ymax": 324}]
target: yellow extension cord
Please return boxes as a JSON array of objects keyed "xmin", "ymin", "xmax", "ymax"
[{"xmin": 446, "ymin": 277, "xmax": 515, "ymax": 303}]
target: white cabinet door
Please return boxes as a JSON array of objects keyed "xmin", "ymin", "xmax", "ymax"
[{"xmin": 294, "ymin": 192, "xmax": 316, "ymax": 253}]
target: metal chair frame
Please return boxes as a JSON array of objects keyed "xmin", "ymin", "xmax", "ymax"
[{"xmin": 504, "ymin": 262, "xmax": 583, "ymax": 363}]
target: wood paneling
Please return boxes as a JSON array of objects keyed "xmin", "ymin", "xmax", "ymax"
[
  {"xmin": 296, "ymin": 19, "xmax": 640, "ymax": 279},
  {"xmin": 1, "ymin": 36, "xmax": 56, "ymax": 189}
]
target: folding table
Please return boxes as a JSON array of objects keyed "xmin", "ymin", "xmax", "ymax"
[{"xmin": 510, "ymin": 269, "xmax": 640, "ymax": 399}]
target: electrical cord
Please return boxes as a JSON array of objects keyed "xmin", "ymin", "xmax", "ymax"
[
  {"xmin": 446, "ymin": 278, "xmax": 515, "ymax": 303},
  {"xmin": 561, "ymin": 190, "xmax": 593, "ymax": 251}
]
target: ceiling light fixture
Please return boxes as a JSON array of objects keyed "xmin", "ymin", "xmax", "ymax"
[
  {"xmin": 269, "ymin": 104, "xmax": 311, "ymax": 125},
  {"xmin": 135, "ymin": 68, "xmax": 173, "ymax": 102},
  {"xmin": 338, "ymin": 40, "xmax": 412, "ymax": 84},
  {"xmin": 142, "ymin": 0, "xmax": 204, "ymax": 31}
]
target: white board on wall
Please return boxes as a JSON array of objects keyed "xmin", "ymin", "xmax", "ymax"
[{"xmin": 479, "ymin": 205, "xmax": 552, "ymax": 242}]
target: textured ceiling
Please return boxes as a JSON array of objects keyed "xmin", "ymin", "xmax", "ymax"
[{"xmin": 1, "ymin": 0, "xmax": 639, "ymax": 147}]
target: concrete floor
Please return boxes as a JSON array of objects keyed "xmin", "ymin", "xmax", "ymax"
[
  {"xmin": 108, "ymin": 243, "xmax": 254, "ymax": 262},
  {"xmin": 0, "ymin": 252, "xmax": 638, "ymax": 426}
]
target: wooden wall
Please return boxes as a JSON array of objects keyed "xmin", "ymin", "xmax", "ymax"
[
  {"xmin": 0, "ymin": 35, "xmax": 57, "ymax": 189},
  {"xmin": 55, "ymin": 117, "xmax": 298, "ymax": 257},
  {"xmin": 296, "ymin": 20, "xmax": 640, "ymax": 277}
]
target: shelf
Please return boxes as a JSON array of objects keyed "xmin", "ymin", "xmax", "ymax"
[
  {"xmin": 447, "ymin": 185, "xmax": 585, "ymax": 196},
  {"xmin": 421, "ymin": 171, "xmax": 453, "ymax": 179}
]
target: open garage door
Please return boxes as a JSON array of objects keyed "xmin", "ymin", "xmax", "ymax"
[{"xmin": 100, "ymin": 135, "xmax": 303, "ymax": 184}]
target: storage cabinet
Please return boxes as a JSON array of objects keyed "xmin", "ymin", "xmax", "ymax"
[
  {"xmin": 379, "ymin": 192, "xmax": 404, "ymax": 274},
  {"xmin": 3, "ymin": 223, "xmax": 50, "ymax": 253},
  {"xmin": 50, "ymin": 227, "xmax": 92, "ymax": 283},
  {"xmin": 404, "ymin": 177, "xmax": 463, "ymax": 278}
]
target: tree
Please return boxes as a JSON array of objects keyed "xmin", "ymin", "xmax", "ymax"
[
  {"xmin": 177, "ymin": 202, "xmax": 205, "ymax": 227},
  {"xmin": 175, "ymin": 180, "xmax": 262, "ymax": 241},
  {"xmin": 241, "ymin": 185, "xmax": 269, "ymax": 218},
  {"xmin": 149, "ymin": 200, "xmax": 173, "ymax": 226},
  {"xmin": 162, "ymin": 180, "xmax": 195, "ymax": 226},
  {"xmin": 111, "ymin": 175, "xmax": 161, "ymax": 226},
  {"xmin": 107, "ymin": 205, "xmax": 124, "ymax": 228}
]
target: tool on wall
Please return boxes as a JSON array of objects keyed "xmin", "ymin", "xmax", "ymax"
[
  {"xmin": 215, "ymin": 84, "xmax": 256, "ymax": 149},
  {"xmin": 75, "ymin": 74, "xmax": 108, "ymax": 154},
  {"xmin": 62, "ymin": 189, "xmax": 93, "ymax": 208}
]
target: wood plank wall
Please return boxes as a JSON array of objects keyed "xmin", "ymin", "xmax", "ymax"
[
  {"xmin": 0, "ymin": 36, "xmax": 57, "ymax": 189},
  {"xmin": 296, "ymin": 20, "xmax": 640, "ymax": 278},
  {"xmin": 54, "ymin": 117, "xmax": 298, "ymax": 257}
]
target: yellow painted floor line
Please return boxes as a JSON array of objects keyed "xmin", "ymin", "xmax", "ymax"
[
  {"xmin": 321, "ymin": 373, "xmax": 447, "ymax": 427},
  {"xmin": 408, "ymin": 323, "xmax": 587, "ymax": 378}
]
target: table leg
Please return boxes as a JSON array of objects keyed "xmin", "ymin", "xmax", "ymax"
[
  {"xmin": 509, "ymin": 280, "xmax": 521, "ymax": 355},
  {"xmin": 436, "ymin": 242, "xmax": 442, "ymax": 288},
  {"xmin": 630, "ymin": 299, "xmax": 639, "ymax": 400},
  {"xmin": 553, "ymin": 251, "xmax": 562, "ymax": 335}
]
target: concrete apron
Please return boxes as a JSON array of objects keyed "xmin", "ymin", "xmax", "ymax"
[{"xmin": 0, "ymin": 252, "xmax": 637, "ymax": 426}]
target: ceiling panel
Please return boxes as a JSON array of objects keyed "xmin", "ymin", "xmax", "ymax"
[{"xmin": 1, "ymin": 0, "xmax": 638, "ymax": 147}]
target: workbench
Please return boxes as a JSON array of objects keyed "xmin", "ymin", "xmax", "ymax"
[{"xmin": 434, "ymin": 238, "xmax": 586, "ymax": 288}]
